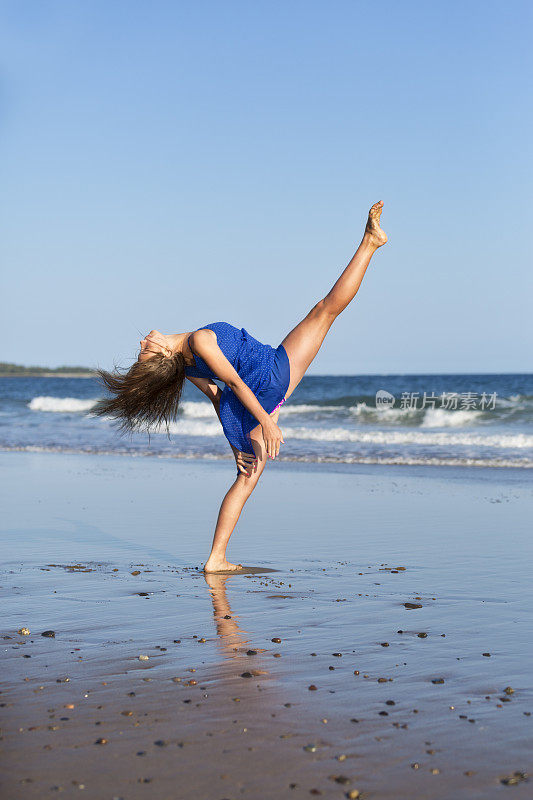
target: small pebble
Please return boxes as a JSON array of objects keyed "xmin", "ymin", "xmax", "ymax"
[
  {"xmin": 41, "ymin": 630, "xmax": 55, "ymax": 638},
  {"xmin": 94, "ymin": 738, "xmax": 107, "ymax": 745},
  {"xmin": 138, "ymin": 655, "xmax": 149, "ymax": 661},
  {"xmin": 18, "ymin": 628, "xmax": 30, "ymax": 636},
  {"xmin": 271, "ymin": 637, "xmax": 282, "ymax": 644},
  {"xmin": 500, "ymin": 772, "xmax": 528, "ymax": 786},
  {"xmin": 308, "ymin": 684, "xmax": 318, "ymax": 691}
]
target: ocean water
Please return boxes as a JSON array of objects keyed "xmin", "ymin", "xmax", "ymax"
[{"xmin": 1, "ymin": 373, "xmax": 532, "ymax": 468}]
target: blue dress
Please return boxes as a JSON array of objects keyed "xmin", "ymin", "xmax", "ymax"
[{"xmin": 184, "ymin": 322, "xmax": 290, "ymax": 455}]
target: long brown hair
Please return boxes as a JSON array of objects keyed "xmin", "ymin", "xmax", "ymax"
[{"xmin": 93, "ymin": 353, "xmax": 186, "ymax": 434}]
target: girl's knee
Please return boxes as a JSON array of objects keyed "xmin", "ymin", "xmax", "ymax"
[{"xmin": 236, "ymin": 470, "xmax": 261, "ymax": 494}]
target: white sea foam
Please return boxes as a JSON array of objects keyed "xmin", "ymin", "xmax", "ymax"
[
  {"xmin": 421, "ymin": 408, "xmax": 483, "ymax": 427},
  {"xmin": 144, "ymin": 418, "xmax": 533, "ymax": 449},
  {"xmin": 150, "ymin": 419, "xmax": 223, "ymax": 437},
  {"xmin": 180, "ymin": 401, "xmax": 217, "ymax": 418},
  {"xmin": 279, "ymin": 425, "xmax": 533, "ymax": 449},
  {"xmin": 350, "ymin": 402, "xmax": 419, "ymax": 422},
  {"xmin": 280, "ymin": 403, "xmax": 339, "ymax": 415},
  {"xmin": 29, "ymin": 396, "xmax": 98, "ymax": 413}
]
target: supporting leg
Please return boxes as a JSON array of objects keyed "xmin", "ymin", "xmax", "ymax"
[
  {"xmin": 281, "ymin": 201, "xmax": 387, "ymax": 399},
  {"xmin": 203, "ymin": 432, "xmax": 268, "ymax": 572}
]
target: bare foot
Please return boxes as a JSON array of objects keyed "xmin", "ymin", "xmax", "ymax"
[
  {"xmin": 203, "ymin": 558, "xmax": 244, "ymax": 573},
  {"xmin": 364, "ymin": 200, "xmax": 388, "ymax": 247}
]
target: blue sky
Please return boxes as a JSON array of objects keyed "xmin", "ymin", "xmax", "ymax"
[{"xmin": 1, "ymin": 0, "xmax": 531, "ymax": 373}]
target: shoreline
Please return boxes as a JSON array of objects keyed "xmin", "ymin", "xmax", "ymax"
[{"xmin": 1, "ymin": 444, "xmax": 531, "ymax": 472}]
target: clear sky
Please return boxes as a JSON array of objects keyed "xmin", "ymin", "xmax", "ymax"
[{"xmin": 1, "ymin": 0, "xmax": 531, "ymax": 373}]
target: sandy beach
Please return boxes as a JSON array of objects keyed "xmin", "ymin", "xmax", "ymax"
[{"xmin": 1, "ymin": 451, "xmax": 532, "ymax": 799}]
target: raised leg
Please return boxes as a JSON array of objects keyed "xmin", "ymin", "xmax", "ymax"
[{"xmin": 281, "ymin": 201, "xmax": 387, "ymax": 399}]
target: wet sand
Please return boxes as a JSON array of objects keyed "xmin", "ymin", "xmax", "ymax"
[{"xmin": 1, "ymin": 452, "xmax": 532, "ymax": 798}]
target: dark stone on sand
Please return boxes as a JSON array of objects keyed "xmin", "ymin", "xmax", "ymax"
[
  {"xmin": 417, "ymin": 633, "xmax": 428, "ymax": 638},
  {"xmin": 380, "ymin": 642, "xmax": 389, "ymax": 647},
  {"xmin": 241, "ymin": 672, "xmax": 253, "ymax": 678},
  {"xmin": 500, "ymin": 772, "xmax": 529, "ymax": 786},
  {"xmin": 397, "ymin": 630, "xmax": 404, "ymax": 634},
  {"xmin": 432, "ymin": 678, "xmax": 445, "ymax": 684},
  {"xmin": 41, "ymin": 630, "xmax": 55, "ymax": 638},
  {"xmin": 332, "ymin": 653, "xmax": 342, "ymax": 657},
  {"xmin": 354, "ymin": 670, "xmax": 360, "ymax": 675},
  {"xmin": 246, "ymin": 650, "xmax": 257, "ymax": 656},
  {"xmin": 504, "ymin": 686, "xmax": 514, "ymax": 695},
  {"xmin": 131, "ymin": 571, "xmax": 141, "ymax": 576},
  {"xmin": 411, "ymin": 763, "xmax": 420, "ymax": 769},
  {"xmin": 154, "ymin": 740, "xmax": 166, "ymax": 746},
  {"xmin": 308, "ymin": 684, "xmax": 318, "ymax": 691},
  {"xmin": 482, "ymin": 652, "xmax": 491, "ymax": 657},
  {"xmin": 94, "ymin": 738, "xmax": 107, "ymax": 745},
  {"xmin": 271, "ymin": 637, "xmax": 282, "ymax": 643},
  {"xmin": 404, "ymin": 602, "xmax": 422, "ymax": 609},
  {"xmin": 385, "ymin": 700, "xmax": 395, "ymax": 705},
  {"xmin": 379, "ymin": 711, "xmax": 388, "ymax": 716},
  {"xmin": 332, "ymin": 775, "xmax": 350, "ymax": 784}
]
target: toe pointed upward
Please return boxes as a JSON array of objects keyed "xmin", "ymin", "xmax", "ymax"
[{"xmin": 365, "ymin": 201, "xmax": 387, "ymax": 247}]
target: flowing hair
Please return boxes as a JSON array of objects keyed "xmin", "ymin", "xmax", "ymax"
[{"xmin": 92, "ymin": 352, "xmax": 186, "ymax": 435}]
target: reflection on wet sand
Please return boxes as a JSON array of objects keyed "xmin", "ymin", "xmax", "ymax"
[{"xmin": 204, "ymin": 572, "xmax": 270, "ymax": 678}]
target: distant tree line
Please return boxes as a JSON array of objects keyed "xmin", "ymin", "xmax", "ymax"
[{"xmin": 0, "ymin": 362, "xmax": 93, "ymax": 375}]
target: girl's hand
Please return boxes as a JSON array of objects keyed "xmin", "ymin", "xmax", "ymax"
[
  {"xmin": 232, "ymin": 446, "xmax": 258, "ymax": 476},
  {"xmin": 260, "ymin": 417, "xmax": 284, "ymax": 459}
]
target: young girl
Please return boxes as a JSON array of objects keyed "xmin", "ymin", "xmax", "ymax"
[{"xmin": 95, "ymin": 201, "xmax": 387, "ymax": 572}]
